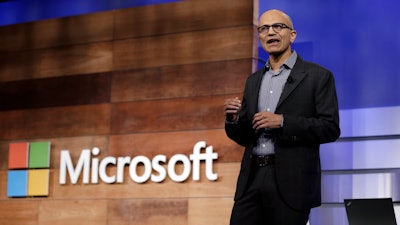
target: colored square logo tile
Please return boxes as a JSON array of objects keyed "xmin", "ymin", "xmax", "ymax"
[
  {"xmin": 29, "ymin": 142, "xmax": 50, "ymax": 168},
  {"xmin": 8, "ymin": 142, "xmax": 29, "ymax": 169},
  {"xmin": 7, "ymin": 170, "xmax": 28, "ymax": 197},
  {"xmin": 28, "ymin": 169, "xmax": 50, "ymax": 196}
]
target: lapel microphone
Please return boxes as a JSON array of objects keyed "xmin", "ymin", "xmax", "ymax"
[{"xmin": 287, "ymin": 76, "xmax": 293, "ymax": 84}]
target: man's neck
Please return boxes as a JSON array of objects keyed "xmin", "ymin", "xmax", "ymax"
[{"xmin": 268, "ymin": 49, "xmax": 292, "ymax": 72}]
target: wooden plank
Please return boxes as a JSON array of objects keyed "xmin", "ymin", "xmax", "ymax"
[
  {"xmin": 188, "ymin": 197, "xmax": 233, "ymax": 225},
  {"xmin": 0, "ymin": 200, "xmax": 40, "ymax": 225},
  {"xmin": 39, "ymin": 42, "xmax": 113, "ymax": 78},
  {"xmin": 111, "ymin": 59, "xmax": 251, "ymax": 103},
  {"xmin": 0, "ymin": 104, "xmax": 111, "ymax": 140},
  {"xmin": 113, "ymin": 25, "xmax": 255, "ymax": 71},
  {"xmin": 0, "ymin": 42, "xmax": 113, "ymax": 82},
  {"xmin": 39, "ymin": 200, "xmax": 107, "ymax": 225},
  {"xmin": 110, "ymin": 95, "xmax": 232, "ymax": 134},
  {"xmin": 28, "ymin": 11, "xmax": 114, "ymax": 50},
  {"xmin": 108, "ymin": 129, "xmax": 243, "ymax": 163},
  {"xmin": 0, "ymin": 11, "xmax": 114, "ymax": 52},
  {"xmin": 114, "ymin": 0, "xmax": 255, "ymax": 39},
  {"xmin": 0, "ymin": 50, "xmax": 42, "ymax": 82},
  {"xmin": 108, "ymin": 199, "xmax": 187, "ymax": 225},
  {"xmin": 0, "ymin": 23, "xmax": 30, "ymax": 52},
  {"xmin": 187, "ymin": 162, "xmax": 239, "ymax": 198},
  {"xmin": 0, "ymin": 73, "xmax": 111, "ymax": 111},
  {"xmin": 0, "ymin": 171, "xmax": 6, "ymax": 199},
  {"xmin": 0, "ymin": 142, "xmax": 10, "ymax": 171}
]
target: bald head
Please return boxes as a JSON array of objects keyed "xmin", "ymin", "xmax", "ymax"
[{"xmin": 259, "ymin": 9, "xmax": 294, "ymax": 29}]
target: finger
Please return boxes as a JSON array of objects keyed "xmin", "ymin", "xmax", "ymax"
[{"xmin": 252, "ymin": 116, "xmax": 263, "ymax": 129}]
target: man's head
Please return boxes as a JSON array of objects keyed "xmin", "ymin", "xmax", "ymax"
[{"xmin": 258, "ymin": 10, "xmax": 297, "ymax": 58}]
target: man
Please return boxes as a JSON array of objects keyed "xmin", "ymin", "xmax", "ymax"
[{"xmin": 224, "ymin": 9, "xmax": 340, "ymax": 225}]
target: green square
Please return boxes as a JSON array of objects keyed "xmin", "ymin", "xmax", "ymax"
[{"xmin": 28, "ymin": 142, "xmax": 50, "ymax": 168}]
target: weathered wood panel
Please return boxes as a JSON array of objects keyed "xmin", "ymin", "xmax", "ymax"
[
  {"xmin": 0, "ymin": 73, "xmax": 111, "ymax": 111},
  {"xmin": 39, "ymin": 200, "xmax": 108, "ymax": 225},
  {"xmin": 0, "ymin": 171, "xmax": 6, "ymax": 199},
  {"xmin": 0, "ymin": 51, "xmax": 42, "ymax": 82},
  {"xmin": 111, "ymin": 59, "xmax": 249, "ymax": 103},
  {"xmin": 108, "ymin": 199, "xmax": 188, "ymax": 225},
  {"xmin": 113, "ymin": 26, "xmax": 255, "ymax": 71},
  {"xmin": 110, "ymin": 95, "xmax": 229, "ymax": 134},
  {"xmin": 39, "ymin": 42, "xmax": 113, "ymax": 78},
  {"xmin": 0, "ymin": 11, "xmax": 114, "ymax": 52},
  {"xmin": 0, "ymin": 42, "xmax": 113, "ymax": 82},
  {"xmin": 114, "ymin": 0, "xmax": 255, "ymax": 39},
  {"xmin": 0, "ymin": 200, "xmax": 40, "ymax": 225},
  {"xmin": 0, "ymin": 104, "xmax": 111, "ymax": 140},
  {"xmin": 108, "ymin": 129, "xmax": 243, "ymax": 163},
  {"xmin": 188, "ymin": 197, "xmax": 233, "ymax": 225}
]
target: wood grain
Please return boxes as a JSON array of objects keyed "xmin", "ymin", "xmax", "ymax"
[
  {"xmin": 110, "ymin": 95, "xmax": 230, "ymax": 134},
  {"xmin": 39, "ymin": 200, "xmax": 107, "ymax": 225},
  {"xmin": 0, "ymin": 50, "xmax": 42, "ymax": 82},
  {"xmin": 0, "ymin": 200, "xmax": 40, "ymax": 225},
  {"xmin": 0, "ymin": 142, "xmax": 10, "ymax": 170},
  {"xmin": 114, "ymin": 0, "xmax": 254, "ymax": 39},
  {"xmin": 188, "ymin": 197, "xmax": 233, "ymax": 225},
  {"xmin": 111, "ymin": 59, "xmax": 250, "ymax": 103},
  {"xmin": 0, "ymin": 42, "xmax": 113, "ymax": 82},
  {"xmin": 0, "ymin": 104, "xmax": 111, "ymax": 140},
  {"xmin": 0, "ymin": 171, "xmax": 6, "ymax": 199},
  {"xmin": 0, "ymin": 73, "xmax": 111, "ymax": 111},
  {"xmin": 39, "ymin": 42, "xmax": 113, "ymax": 78},
  {"xmin": 108, "ymin": 199, "xmax": 187, "ymax": 225},
  {"xmin": 0, "ymin": 11, "xmax": 114, "ymax": 52},
  {"xmin": 113, "ymin": 26, "xmax": 255, "ymax": 71}
]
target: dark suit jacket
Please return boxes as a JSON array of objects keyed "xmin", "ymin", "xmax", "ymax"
[{"xmin": 225, "ymin": 55, "xmax": 340, "ymax": 210}]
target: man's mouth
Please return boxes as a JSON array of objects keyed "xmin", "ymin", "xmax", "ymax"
[{"xmin": 267, "ymin": 39, "xmax": 280, "ymax": 44}]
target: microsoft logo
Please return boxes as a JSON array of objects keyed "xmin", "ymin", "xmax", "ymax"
[{"xmin": 7, "ymin": 142, "xmax": 51, "ymax": 198}]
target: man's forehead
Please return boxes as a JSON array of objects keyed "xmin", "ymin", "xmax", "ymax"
[
  {"xmin": 258, "ymin": 11, "xmax": 291, "ymax": 26},
  {"xmin": 259, "ymin": 12, "xmax": 288, "ymax": 24}
]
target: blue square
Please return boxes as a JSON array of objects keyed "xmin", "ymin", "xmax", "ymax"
[{"xmin": 7, "ymin": 170, "xmax": 28, "ymax": 197}]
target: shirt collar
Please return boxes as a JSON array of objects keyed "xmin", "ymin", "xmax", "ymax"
[{"xmin": 264, "ymin": 51, "xmax": 298, "ymax": 71}]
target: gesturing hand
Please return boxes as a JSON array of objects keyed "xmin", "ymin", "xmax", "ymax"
[{"xmin": 224, "ymin": 97, "xmax": 241, "ymax": 122}]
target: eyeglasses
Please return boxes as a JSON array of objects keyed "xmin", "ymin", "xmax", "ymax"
[{"xmin": 257, "ymin": 23, "xmax": 292, "ymax": 34}]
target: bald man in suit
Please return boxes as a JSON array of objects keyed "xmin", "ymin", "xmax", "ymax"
[{"xmin": 224, "ymin": 9, "xmax": 340, "ymax": 225}]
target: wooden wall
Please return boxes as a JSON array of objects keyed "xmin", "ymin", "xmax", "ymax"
[{"xmin": 0, "ymin": 0, "xmax": 258, "ymax": 224}]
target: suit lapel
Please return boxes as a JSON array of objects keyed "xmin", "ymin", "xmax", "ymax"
[{"xmin": 277, "ymin": 57, "xmax": 307, "ymax": 108}]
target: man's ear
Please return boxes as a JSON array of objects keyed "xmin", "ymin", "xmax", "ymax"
[{"xmin": 290, "ymin": 30, "xmax": 297, "ymax": 43}]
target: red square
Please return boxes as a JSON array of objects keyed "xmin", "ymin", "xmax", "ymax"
[{"xmin": 8, "ymin": 142, "xmax": 29, "ymax": 169}]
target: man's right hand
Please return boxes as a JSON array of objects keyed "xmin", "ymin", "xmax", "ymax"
[{"xmin": 224, "ymin": 97, "xmax": 241, "ymax": 122}]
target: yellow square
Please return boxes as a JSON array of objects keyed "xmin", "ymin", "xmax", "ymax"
[{"xmin": 28, "ymin": 169, "xmax": 49, "ymax": 196}]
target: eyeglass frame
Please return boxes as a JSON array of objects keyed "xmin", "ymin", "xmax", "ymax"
[{"xmin": 257, "ymin": 23, "xmax": 293, "ymax": 34}]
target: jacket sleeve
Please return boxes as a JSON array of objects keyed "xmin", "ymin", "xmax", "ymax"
[{"xmin": 225, "ymin": 76, "xmax": 256, "ymax": 147}]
